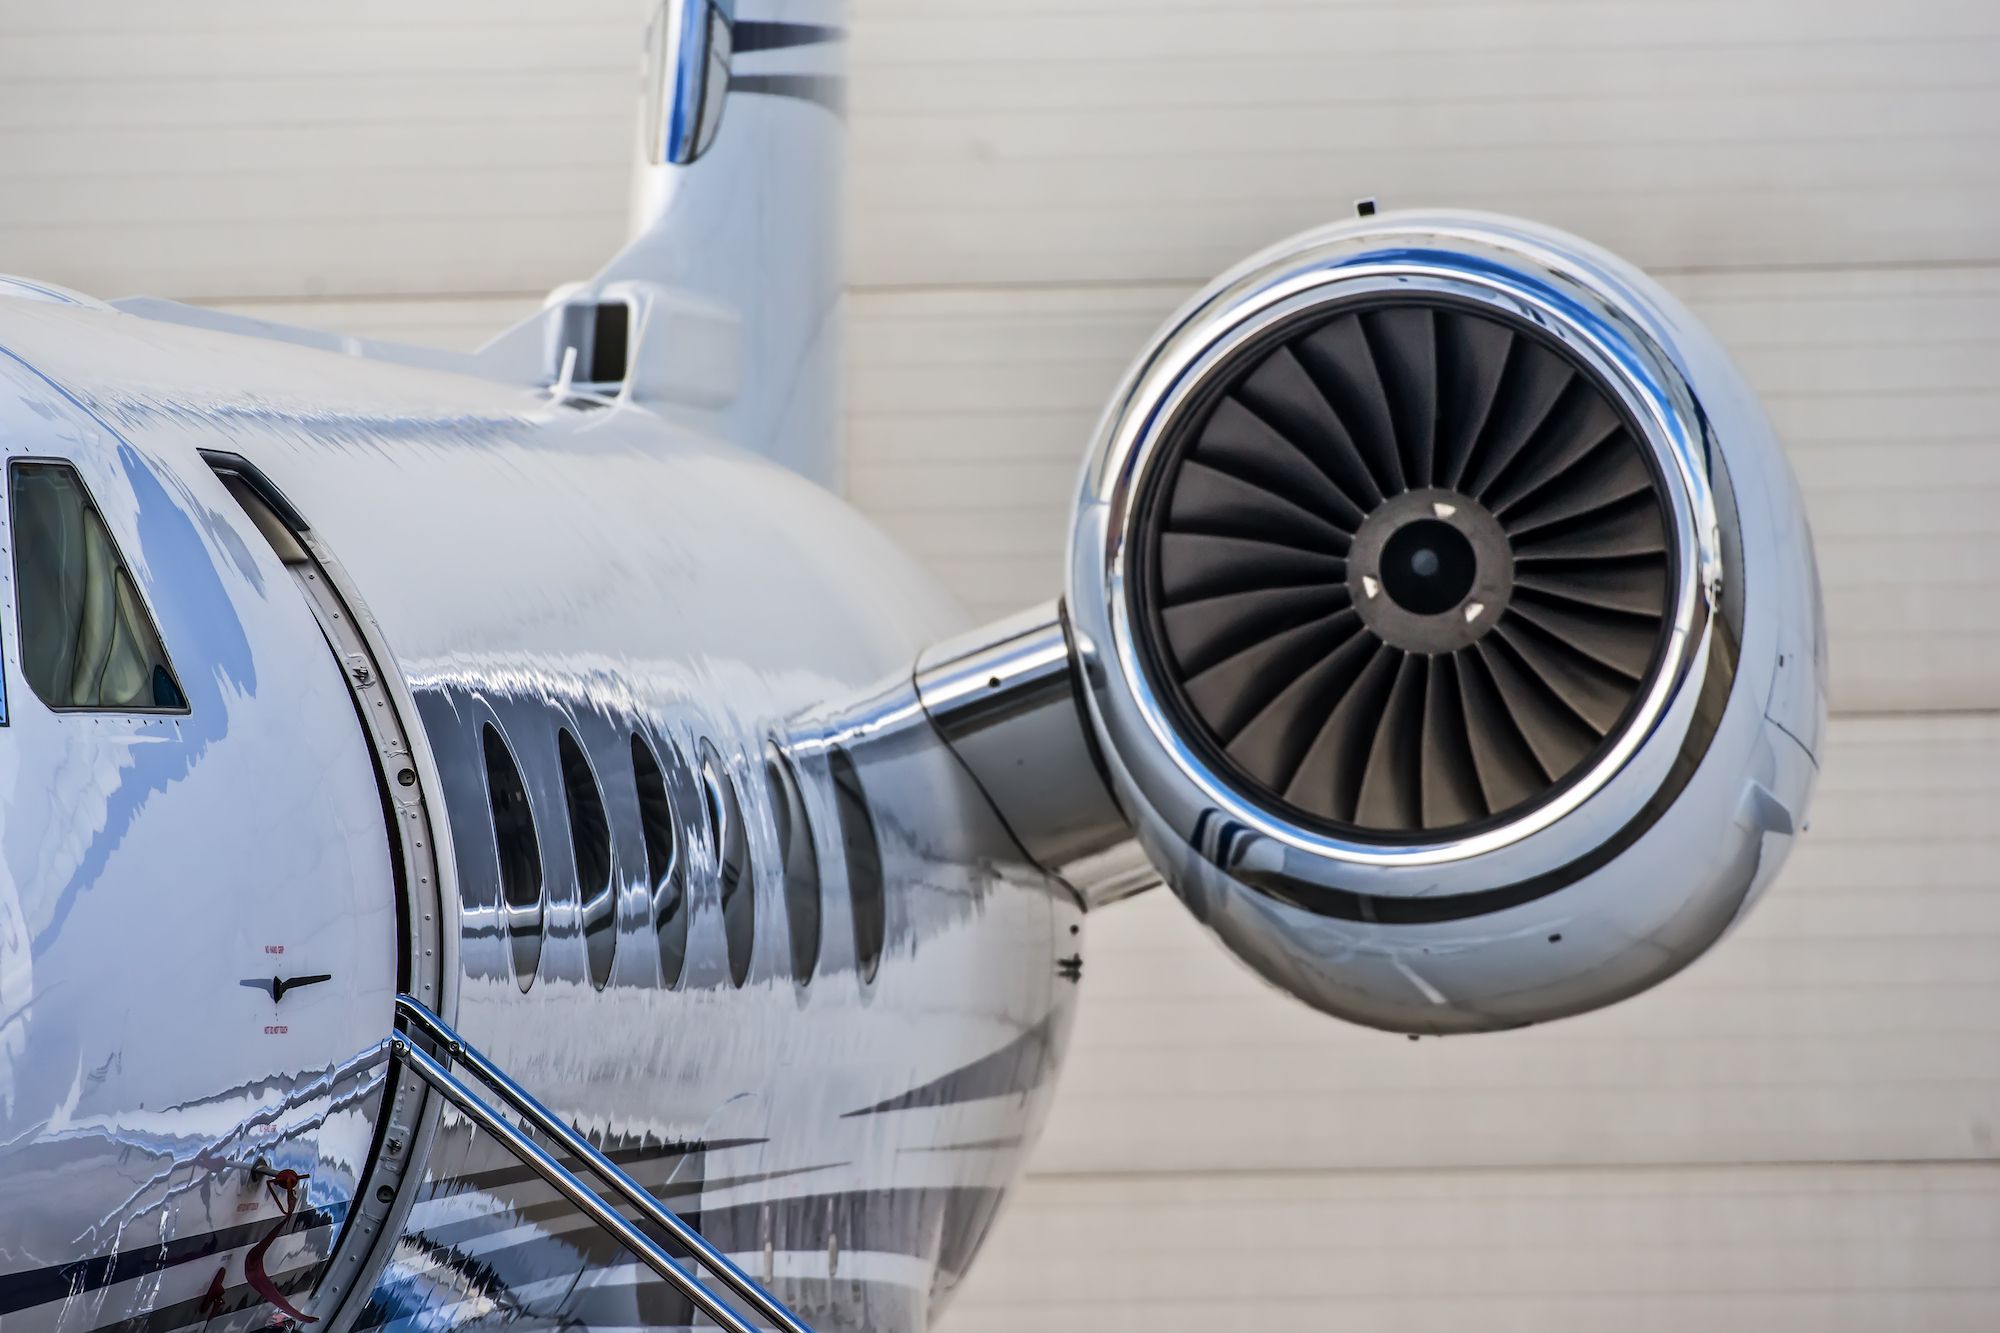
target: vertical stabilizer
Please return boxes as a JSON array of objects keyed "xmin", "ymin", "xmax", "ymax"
[{"xmin": 479, "ymin": 2, "xmax": 847, "ymax": 488}]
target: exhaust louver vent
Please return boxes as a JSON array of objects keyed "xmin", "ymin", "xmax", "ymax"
[{"xmin": 1135, "ymin": 299, "xmax": 1677, "ymax": 839}]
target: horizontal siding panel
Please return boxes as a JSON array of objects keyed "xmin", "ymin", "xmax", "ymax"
[
  {"xmin": 846, "ymin": 267, "xmax": 2000, "ymax": 711},
  {"xmin": 0, "ymin": 23, "xmax": 633, "ymax": 82},
  {"xmin": 0, "ymin": 1, "xmax": 636, "ymax": 300},
  {"xmin": 949, "ymin": 1163, "xmax": 2000, "ymax": 1333},
  {"xmin": 850, "ymin": 0, "xmax": 2000, "ymax": 286},
  {"xmin": 855, "ymin": 0, "xmax": 2000, "ymax": 57},
  {"xmin": 1020, "ymin": 714, "xmax": 2000, "ymax": 1175},
  {"xmin": 0, "ymin": 125, "xmax": 629, "ymax": 178},
  {"xmin": 18, "ymin": 2, "xmax": 2000, "ymax": 301},
  {"xmin": 0, "ymin": 73, "xmax": 625, "ymax": 133}
]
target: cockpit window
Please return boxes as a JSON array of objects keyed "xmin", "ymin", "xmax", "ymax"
[{"xmin": 8, "ymin": 460, "xmax": 186, "ymax": 713}]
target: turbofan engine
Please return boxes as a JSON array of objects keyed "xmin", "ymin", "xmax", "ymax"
[{"xmin": 919, "ymin": 209, "xmax": 1824, "ymax": 1034}]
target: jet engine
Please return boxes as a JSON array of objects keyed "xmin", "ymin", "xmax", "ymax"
[
  {"xmin": 923, "ymin": 209, "xmax": 1824, "ymax": 1035},
  {"xmin": 1058, "ymin": 209, "xmax": 1826, "ymax": 1033}
]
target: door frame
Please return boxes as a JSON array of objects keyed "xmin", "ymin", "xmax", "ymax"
[{"xmin": 202, "ymin": 450, "xmax": 454, "ymax": 1328}]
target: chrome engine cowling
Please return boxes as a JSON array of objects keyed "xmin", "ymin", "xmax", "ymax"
[{"xmin": 1064, "ymin": 210, "xmax": 1825, "ymax": 1034}]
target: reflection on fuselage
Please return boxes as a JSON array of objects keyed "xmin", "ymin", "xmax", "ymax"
[{"xmin": 0, "ymin": 294, "xmax": 1083, "ymax": 1333}]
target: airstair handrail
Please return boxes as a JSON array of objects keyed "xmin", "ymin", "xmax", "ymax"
[{"xmin": 388, "ymin": 994, "xmax": 816, "ymax": 1333}]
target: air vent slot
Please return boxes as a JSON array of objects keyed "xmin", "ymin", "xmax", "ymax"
[{"xmin": 557, "ymin": 300, "xmax": 631, "ymax": 393}]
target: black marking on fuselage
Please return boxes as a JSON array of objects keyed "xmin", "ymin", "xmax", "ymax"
[
  {"xmin": 443, "ymin": 1135, "xmax": 762, "ymax": 1198},
  {"xmin": 732, "ymin": 20, "xmax": 844, "ymax": 52},
  {"xmin": 17, "ymin": 1132, "xmax": 1014, "ymax": 1327},
  {"xmin": 902, "ymin": 1135, "xmax": 1027, "ymax": 1155},
  {"xmin": 350, "ymin": 1183, "xmax": 1005, "ymax": 1332},
  {"xmin": 731, "ymin": 72, "xmax": 846, "ymax": 116},
  {"xmin": 0, "ymin": 1202, "xmax": 345, "ymax": 1317},
  {"xmin": 842, "ymin": 1014, "xmax": 1056, "ymax": 1117},
  {"xmin": 117, "ymin": 1262, "xmax": 320, "ymax": 1333},
  {"xmin": 409, "ymin": 1160, "xmax": 846, "ymax": 1256},
  {"xmin": 237, "ymin": 973, "xmax": 333, "ymax": 1002}
]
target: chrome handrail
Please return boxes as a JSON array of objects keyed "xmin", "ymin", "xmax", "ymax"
[{"xmin": 388, "ymin": 994, "xmax": 815, "ymax": 1333}]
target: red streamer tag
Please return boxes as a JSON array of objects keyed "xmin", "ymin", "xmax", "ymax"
[{"xmin": 243, "ymin": 1168, "xmax": 319, "ymax": 1324}]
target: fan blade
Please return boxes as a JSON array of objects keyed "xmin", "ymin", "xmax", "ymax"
[
  {"xmin": 1513, "ymin": 556, "xmax": 1669, "ymax": 618},
  {"xmin": 1454, "ymin": 647, "xmax": 1547, "ymax": 813},
  {"xmin": 1184, "ymin": 613, "xmax": 1359, "ymax": 743},
  {"xmin": 1493, "ymin": 615, "xmax": 1637, "ymax": 736},
  {"xmin": 1164, "ymin": 583, "xmax": 1352, "ymax": 678},
  {"xmin": 1362, "ymin": 306, "xmax": 1438, "ymax": 488},
  {"xmin": 1292, "ymin": 315, "xmax": 1406, "ymax": 497},
  {"xmin": 1283, "ymin": 639, "xmax": 1400, "ymax": 823},
  {"xmin": 1225, "ymin": 616, "xmax": 1375, "ymax": 791},
  {"xmin": 1475, "ymin": 637, "xmax": 1603, "ymax": 782},
  {"xmin": 1237, "ymin": 345, "xmax": 1386, "ymax": 508},
  {"xmin": 1168, "ymin": 459, "xmax": 1356, "ymax": 553},
  {"xmin": 1419, "ymin": 654, "xmax": 1489, "ymax": 827},
  {"xmin": 1198, "ymin": 395, "xmax": 1371, "ymax": 530},
  {"xmin": 1510, "ymin": 493, "xmax": 1667, "ymax": 563},
  {"xmin": 1461, "ymin": 340, "xmax": 1573, "ymax": 501},
  {"xmin": 1499, "ymin": 436, "xmax": 1656, "ymax": 535},
  {"xmin": 1158, "ymin": 531, "xmax": 1347, "ymax": 605},
  {"xmin": 1435, "ymin": 312, "xmax": 1515, "ymax": 491},
  {"xmin": 1507, "ymin": 590, "xmax": 1663, "ymax": 681},
  {"xmin": 1355, "ymin": 651, "xmax": 1427, "ymax": 831},
  {"xmin": 1479, "ymin": 393, "xmax": 1624, "ymax": 517}
]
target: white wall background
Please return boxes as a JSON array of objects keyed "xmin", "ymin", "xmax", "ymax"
[{"xmin": 2, "ymin": 1, "xmax": 1995, "ymax": 1327}]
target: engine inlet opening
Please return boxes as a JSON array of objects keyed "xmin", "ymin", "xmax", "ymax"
[{"xmin": 1130, "ymin": 294, "xmax": 1679, "ymax": 841}]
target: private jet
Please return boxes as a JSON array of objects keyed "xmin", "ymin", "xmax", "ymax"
[{"xmin": 0, "ymin": 3, "xmax": 1824, "ymax": 1331}]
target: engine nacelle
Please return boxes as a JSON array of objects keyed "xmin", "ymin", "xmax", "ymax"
[{"xmin": 1062, "ymin": 210, "xmax": 1825, "ymax": 1033}]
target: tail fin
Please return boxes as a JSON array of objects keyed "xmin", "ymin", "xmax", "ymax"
[{"xmin": 479, "ymin": 1, "xmax": 847, "ymax": 488}]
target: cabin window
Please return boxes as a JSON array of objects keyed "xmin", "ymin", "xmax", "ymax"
[
  {"xmin": 560, "ymin": 729, "xmax": 616, "ymax": 991},
  {"xmin": 633, "ymin": 732, "xmax": 688, "ymax": 988},
  {"xmin": 765, "ymin": 743, "xmax": 821, "ymax": 984},
  {"xmin": 828, "ymin": 747, "xmax": 885, "ymax": 983},
  {"xmin": 484, "ymin": 723, "xmax": 544, "ymax": 991},
  {"xmin": 701, "ymin": 740, "xmax": 754, "ymax": 987},
  {"xmin": 8, "ymin": 460, "xmax": 186, "ymax": 712}
]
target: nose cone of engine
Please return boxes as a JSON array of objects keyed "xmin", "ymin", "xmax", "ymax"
[{"xmin": 1067, "ymin": 209, "xmax": 1824, "ymax": 1032}]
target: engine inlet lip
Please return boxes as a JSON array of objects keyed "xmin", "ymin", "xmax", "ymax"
[{"xmin": 1081, "ymin": 243, "xmax": 1727, "ymax": 874}]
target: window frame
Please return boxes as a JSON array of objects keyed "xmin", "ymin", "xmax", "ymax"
[{"xmin": 6, "ymin": 456, "xmax": 190, "ymax": 716}]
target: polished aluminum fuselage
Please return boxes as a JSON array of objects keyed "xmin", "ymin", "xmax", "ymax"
[{"xmin": 0, "ymin": 290, "xmax": 1081, "ymax": 1333}]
